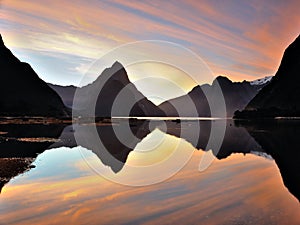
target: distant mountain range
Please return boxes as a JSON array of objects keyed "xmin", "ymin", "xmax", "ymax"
[
  {"xmin": 235, "ymin": 34, "xmax": 300, "ymax": 118},
  {"xmin": 1, "ymin": 31, "xmax": 299, "ymax": 119},
  {"xmin": 158, "ymin": 76, "xmax": 271, "ymax": 117},
  {"xmin": 0, "ymin": 34, "xmax": 69, "ymax": 117},
  {"xmin": 47, "ymin": 84, "xmax": 76, "ymax": 108},
  {"xmin": 48, "ymin": 66, "xmax": 273, "ymax": 118},
  {"xmin": 49, "ymin": 73, "xmax": 271, "ymax": 118}
]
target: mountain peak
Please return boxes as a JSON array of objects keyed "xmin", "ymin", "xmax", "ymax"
[
  {"xmin": 215, "ymin": 75, "xmax": 231, "ymax": 81},
  {"xmin": 213, "ymin": 76, "xmax": 232, "ymax": 86},
  {"xmin": 112, "ymin": 61, "xmax": 124, "ymax": 69},
  {"xmin": 107, "ymin": 61, "xmax": 130, "ymax": 84}
]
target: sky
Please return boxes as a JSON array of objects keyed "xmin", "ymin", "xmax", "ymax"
[{"xmin": 0, "ymin": 0, "xmax": 300, "ymax": 103}]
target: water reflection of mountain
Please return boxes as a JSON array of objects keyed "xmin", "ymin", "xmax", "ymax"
[
  {"xmin": 2, "ymin": 120, "xmax": 261, "ymax": 168},
  {"xmin": 235, "ymin": 120, "xmax": 300, "ymax": 202},
  {"xmin": 0, "ymin": 119, "xmax": 299, "ymax": 201},
  {"xmin": 63, "ymin": 120, "xmax": 152, "ymax": 173},
  {"xmin": 162, "ymin": 120, "xmax": 300, "ymax": 201},
  {"xmin": 0, "ymin": 120, "xmax": 152, "ymax": 187},
  {"xmin": 159, "ymin": 120, "xmax": 263, "ymax": 159}
]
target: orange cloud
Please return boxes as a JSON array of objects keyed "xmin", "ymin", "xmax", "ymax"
[
  {"xmin": 0, "ymin": 0, "xmax": 300, "ymax": 88},
  {"xmin": 1, "ymin": 152, "xmax": 299, "ymax": 225}
]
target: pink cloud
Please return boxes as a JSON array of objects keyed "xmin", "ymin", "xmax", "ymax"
[{"xmin": 0, "ymin": 0, "xmax": 299, "ymax": 83}]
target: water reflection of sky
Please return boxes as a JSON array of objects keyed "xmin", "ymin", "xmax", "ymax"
[{"xmin": 0, "ymin": 131, "xmax": 300, "ymax": 225}]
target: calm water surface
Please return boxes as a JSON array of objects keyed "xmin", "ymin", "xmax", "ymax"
[{"xmin": 0, "ymin": 119, "xmax": 299, "ymax": 225}]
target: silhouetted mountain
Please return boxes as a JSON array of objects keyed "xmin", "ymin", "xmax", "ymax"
[
  {"xmin": 235, "ymin": 34, "xmax": 300, "ymax": 118},
  {"xmin": 0, "ymin": 34, "xmax": 69, "ymax": 117},
  {"xmin": 49, "ymin": 62, "xmax": 164, "ymax": 117},
  {"xmin": 47, "ymin": 84, "xmax": 77, "ymax": 108},
  {"xmin": 159, "ymin": 76, "xmax": 270, "ymax": 117},
  {"xmin": 48, "ymin": 62, "xmax": 270, "ymax": 118}
]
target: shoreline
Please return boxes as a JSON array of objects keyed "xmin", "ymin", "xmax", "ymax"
[{"xmin": 0, "ymin": 116, "xmax": 300, "ymax": 125}]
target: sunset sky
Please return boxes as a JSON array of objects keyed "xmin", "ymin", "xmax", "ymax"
[{"xmin": 0, "ymin": 0, "xmax": 300, "ymax": 102}]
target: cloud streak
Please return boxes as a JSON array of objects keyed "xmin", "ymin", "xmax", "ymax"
[
  {"xmin": 1, "ymin": 148, "xmax": 299, "ymax": 225},
  {"xmin": 0, "ymin": 0, "xmax": 299, "ymax": 91}
]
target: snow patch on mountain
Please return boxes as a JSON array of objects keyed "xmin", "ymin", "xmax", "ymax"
[
  {"xmin": 250, "ymin": 76, "xmax": 273, "ymax": 86},
  {"xmin": 251, "ymin": 151, "xmax": 273, "ymax": 160}
]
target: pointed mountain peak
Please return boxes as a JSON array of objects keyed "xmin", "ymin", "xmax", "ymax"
[
  {"xmin": 111, "ymin": 61, "xmax": 124, "ymax": 69},
  {"xmin": 108, "ymin": 61, "xmax": 130, "ymax": 84},
  {"xmin": 92, "ymin": 61, "xmax": 130, "ymax": 87},
  {"xmin": 108, "ymin": 61, "xmax": 126, "ymax": 77}
]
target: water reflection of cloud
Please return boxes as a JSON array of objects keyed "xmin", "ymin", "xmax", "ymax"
[{"xmin": 1, "ymin": 147, "xmax": 299, "ymax": 225}]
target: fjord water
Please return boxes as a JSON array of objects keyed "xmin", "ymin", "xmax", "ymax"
[{"xmin": 0, "ymin": 119, "xmax": 299, "ymax": 225}]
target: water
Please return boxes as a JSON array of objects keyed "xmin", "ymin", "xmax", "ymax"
[{"xmin": 0, "ymin": 119, "xmax": 299, "ymax": 224}]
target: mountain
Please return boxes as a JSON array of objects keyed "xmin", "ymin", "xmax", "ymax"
[
  {"xmin": 50, "ymin": 62, "xmax": 165, "ymax": 117},
  {"xmin": 158, "ymin": 76, "xmax": 270, "ymax": 117},
  {"xmin": 47, "ymin": 84, "xmax": 76, "ymax": 108},
  {"xmin": 0, "ymin": 34, "xmax": 69, "ymax": 117},
  {"xmin": 235, "ymin": 34, "xmax": 300, "ymax": 118},
  {"xmin": 51, "ymin": 73, "xmax": 270, "ymax": 118}
]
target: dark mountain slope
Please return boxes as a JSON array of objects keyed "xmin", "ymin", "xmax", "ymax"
[
  {"xmin": 47, "ymin": 84, "xmax": 76, "ymax": 108},
  {"xmin": 235, "ymin": 34, "xmax": 300, "ymax": 118},
  {"xmin": 159, "ymin": 76, "xmax": 269, "ymax": 117},
  {"xmin": 64, "ymin": 61, "xmax": 165, "ymax": 117},
  {"xmin": 0, "ymin": 34, "xmax": 69, "ymax": 117}
]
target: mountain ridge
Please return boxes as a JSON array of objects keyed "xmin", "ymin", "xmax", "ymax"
[
  {"xmin": 158, "ymin": 75, "xmax": 271, "ymax": 117},
  {"xmin": 0, "ymin": 34, "xmax": 69, "ymax": 117},
  {"xmin": 49, "ymin": 73, "xmax": 272, "ymax": 118},
  {"xmin": 71, "ymin": 61, "xmax": 165, "ymax": 117},
  {"xmin": 235, "ymin": 34, "xmax": 300, "ymax": 118}
]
